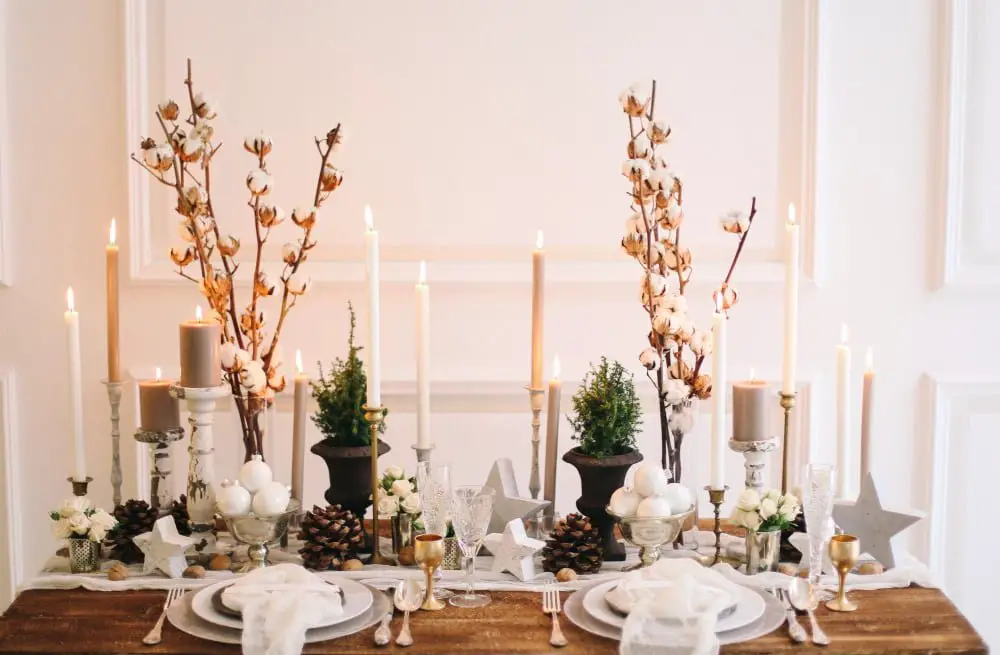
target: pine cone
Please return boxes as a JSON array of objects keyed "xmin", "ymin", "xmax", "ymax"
[
  {"xmin": 105, "ymin": 499, "xmax": 158, "ymax": 564},
  {"xmin": 542, "ymin": 513, "xmax": 603, "ymax": 574},
  {"xmin": 169, "ymin": 495, "xmax": 192, "ymax": 537},
  {"xmin": 297, "ymin": 504, "xmax": 365, "ymax": 571}
]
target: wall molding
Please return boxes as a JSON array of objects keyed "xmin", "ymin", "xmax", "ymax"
[
  {"xmin": 936, "ymin": 0, "xmax": 1000, "ymax": 288},
  {"xmin": 0, "ymin": 0, "xmax": 12, "ymax": 288},
  {"xmin": 0, "ymin": 371, "xmax": 23, "ymax": 607},
  {"xmin": 123, "ymin": 1, "xmax": 821, "ymax": 286}
]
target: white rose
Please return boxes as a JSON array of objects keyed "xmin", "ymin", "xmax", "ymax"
[
  {"xmin": 384, "ymin": 466, "xmax": 404, "ymax": 481},
  {"xmin": 67, "ymin": 513, "xmax": 91, "ymax": 536},
  {"xmin": 390, "ymin": 479, "xmax": 413, "ymax": 498},
  {"xmin": 740, "ymin": 509, "xmax": 762, "ymax": 531},
  {"xmin": 378, "ymin": 495, "xmax": 399, "ymax": 517},
  {"xmin": 762, "ymin": 489, "xmax": 781, "ymax": 503},
  {"xmin": 89, "ymin": 525, "xmax": 107, "ymax": 543},
  {"xmin": 51, "ymin": 518, "xmax": 72, "ymax": 540},
  {"xmin": 779, "ymin": 502, "xmax": 799, "ymax": 521},
  {"xmin": 760, "ymin": 498, "xmax": 778, "ymax": 520},
  {"xmin": 60, "ymin": 497, "xmax": 92, "ymax": 518},
  {"xmin": 736, "ymin": 489, "xmax": 760, "ymax": 512},
  {"xmin": 90, "ymin": 509, "xmax": 117, "ymax": 531},
  {"xmin": 400, "ymin": 494, "xmax": 422, "ymax": 515}
]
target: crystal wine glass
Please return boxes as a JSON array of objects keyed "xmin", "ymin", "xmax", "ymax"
[
  {"xmin": 417, "ymin": 462, "xmax": 453, "ymax": 599},
  {"xmin": 448, "ymin": 485, "xmax": 496, "ymax": 608},
  {"xmin": 804, "ymin": 463, "xmax": 836, "ymax": 599}
]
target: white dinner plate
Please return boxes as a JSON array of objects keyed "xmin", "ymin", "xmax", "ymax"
[
  {"xmin": 191, "ymin": 576, "xmax": 373, "ymax": 631},
  {"xmin": 582, "ymin": 579, "xmax": 766, "ymax": 634}
]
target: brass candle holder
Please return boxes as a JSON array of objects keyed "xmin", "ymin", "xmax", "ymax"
[
  {"xmin": 826, "ymin": 534, "xmax": 860, "ymax": 612},
  {"xmin": 363, "ymin": 404, "xmax": 395, "ymax": 566},
  {"xmin": 702, "ymin": 486, "xmax": 727, "ymax": 566},
  {"xmin": 778, "ymin": 391, "xmax": 797, "ymax": 493},
  {"xmin": 415, "ymin": 534, "xmax": 446, "ymax": 611},
  {"xmin": 67, "ymin": 477, "xmax": 93, "ymax": 498}
]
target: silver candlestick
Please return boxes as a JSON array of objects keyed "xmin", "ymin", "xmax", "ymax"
[
  {"xmin": 102, "ymin": 379, "xmax": 125, "ymax": 506},
  {"xmin": 170, "ymin": 384, "xmax": 228, "ymax": 539},
  {"xmin": 527, "ymin": 386, "xmax": 545, "ymax": 500},
  {"xmin": 412, "ymin": 443, "xmax": 435, "ymax": 465},
  {"xmin": 729, "ymin": 439, "xmax": 778, "ymax": 495},
  {"xmin": 134, "ymin": 426, "xmax": 185, "ymax": 511}
]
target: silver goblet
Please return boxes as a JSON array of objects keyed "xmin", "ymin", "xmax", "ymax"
[
  {"xmin": 219, "ymin": 499, "xmax": 301, "ymax": 572},
  {"xmin": 606, "ymin": 506, "xmax": 695, "ymax": 571}
]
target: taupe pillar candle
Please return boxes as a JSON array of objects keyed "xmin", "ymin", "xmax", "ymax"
[
  {"xmin": 179, "ymin": 307, "xmax": 221, "ymax": 388},
  {"xmin": 139, "ymin": 370, "xmax": 180, "ymax": 432},
  {"xmin": 732, "ymin": 375, "xmax": 771, "ymax": 442}
]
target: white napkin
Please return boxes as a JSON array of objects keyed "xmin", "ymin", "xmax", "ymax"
[
  {"xmin": 222, "ymin": 563, "xmax": 343, "ymax": 655},
  {"xmin": 619, "ymin": 559, "xmax": 736, "ymax": 655}
]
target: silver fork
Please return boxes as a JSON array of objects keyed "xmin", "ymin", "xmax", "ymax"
[
  {"xmin": 542, "ymin": 583, "xmax": 567, "ymax": 648},
  {"xmin": 143, "ymin": 586, "xmax": 183, "ymax": 645},
  {"xmin": 776, "ymin": 588, "xmax": 807, "ymax": 644}
]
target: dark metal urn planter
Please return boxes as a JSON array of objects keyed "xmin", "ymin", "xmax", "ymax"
[
  {"xmin": 563, "ymin": 447, "xmax": 643, "ymax": 561},
  {"xmin": 311, "ymin": 438, "xmax": 390, "ymax": 546}
]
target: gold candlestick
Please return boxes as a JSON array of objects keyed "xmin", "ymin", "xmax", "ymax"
[
  {"xmin": 704, "ymin": 486, "xmax": 727, "ymax": 565},
  {"xmin": 363, "ymin": 404, "xmax": 395, "ymax": 566},
  {"xmin": 778, "ymin": 392, "xmax": 797, "ymax": 493}
]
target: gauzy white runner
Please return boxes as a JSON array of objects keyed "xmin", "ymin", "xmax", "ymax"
[{"xmin": 223, "ymin": 563, "xmax": 343, "ymax": 655}]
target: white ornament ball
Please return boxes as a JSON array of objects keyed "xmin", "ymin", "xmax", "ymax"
[
  {"xmin": 238, "ymin": 454, "xmax": 273, "ymax": 494},
  {"xmin": 636, "ymin": 495, "xmax": 673, "ymax": 518},
  {"xmin": 215, "ymin": 479, "xmax": 252, "ymax": 516},
  {"xmin": 632, "ymin": 463, "xmax": 669, "ymax": 498},
  {"xmin": 662, "ymin": 483, "xmax": 694, "ymax": 514},
  {"xmin": 609, "ymin": 487, "xmax": 641, "ymax": 517},
  {"xmin": 251, "ymin": 481, "xmax": 291, "ymax": 515}
]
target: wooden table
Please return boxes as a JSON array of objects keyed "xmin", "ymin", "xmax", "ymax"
[{"xmin": 0, "ymin": 585, "xmax": 986, "ymax": 654}]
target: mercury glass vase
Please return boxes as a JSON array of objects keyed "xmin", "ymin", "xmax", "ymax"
[
  {"xmin": 745, "ymin": 529, "xmax": 781, "ymax": 574},
  {"xmin": 391, "ymin": 513, "xmax": 415, "ymax": 553},
  {"xmin": 442, "ymin": 537, "xmax": 461, "ymax": 570},
  {"xmin": 68, "ymin": 538, "xmax": 100, "ymax": 573}
]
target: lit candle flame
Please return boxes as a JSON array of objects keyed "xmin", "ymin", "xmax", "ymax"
[
  {"xmin": 364, "ymin": 204, "xmax": 374, "ymax": 231},
  {"xmin": 749, "ymin": 368, "xmax": 756, "ymax": 382},
  {"xmin": 155, "ymin": 367, "xmax": 162, "ymax": 382},
  {"xmin": 195, "ymin": 305, "xmax": 203, "ymax": 321},
  {"xmin": 109, "ymin": 218, "xmax": 117, "ymax": 245},
  {"xmin": 553, "ymin": 355, "xmax": 561, "ymax": 379},
  {"xmin": 66, "ymin": 287, "xmax": 75, "ymax": 312},
  {"xmin": 865, "ymin": 347, "xmax": 874, "ymax": 373},
  {"xmin": 418, "ymin": 260, "xmax": 427, "ymax": 285},
  {"xmin": 841, "ymin": 324, "xmax": 849, "ymax": 344},
  {"xmin": 295, "ymin": 349, "xmax": 303, "ymax": 375},
  {"xmin": 787, "ymin": 203, "xmax": 796, "ymax": 227},
  {"xmin": 536, "ymin": 230, "xmax": 544, "ymax": 249}
]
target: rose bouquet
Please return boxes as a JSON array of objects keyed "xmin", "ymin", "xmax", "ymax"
[
  {"xmin": 374, "ymin": 466, "xmax": 422, "ymax": 519},
  {"xmin": 50, "ymin": 497, "xmax": 118, "ymax": 543},
  {"xmin": 732, "ymin": 489, "xmax": 800, "ymax": 533}
]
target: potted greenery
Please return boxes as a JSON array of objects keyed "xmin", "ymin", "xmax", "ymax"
[
  {"xmin": 563, "ymin": 357, "xmax": 643, "ymax": 561},
  {"xmin": 310, "ymin": 303, "xmax": 389, "ymax": 523}
]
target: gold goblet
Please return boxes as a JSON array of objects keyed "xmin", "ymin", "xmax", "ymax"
[
  {"xmin": 826, "ymin": 534, "xmax": 861, "ymax": 612},
  {"xmin": 415, "ymin": 534, "xmax": 446, "ymax": 611}
]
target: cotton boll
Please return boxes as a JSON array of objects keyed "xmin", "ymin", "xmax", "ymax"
[
  {"xmin": 635, "ymin": 495, "xmax": 673, "ymax": 518},
  {"xmin": 662, "ymin": 483, "xmax": 694, "ymax": 514},
  {"xmin": 609, "ymin": 487, "xmax": 641, "ymax": 517},
  {"xmin": 632, "ymin": 463, "xmax": 669, "ymax": 498}
]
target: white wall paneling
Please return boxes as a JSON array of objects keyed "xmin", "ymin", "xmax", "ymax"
[
  {"xmin": 927, "ymin": 377, "xmax": 1000, "ymax": 646},
  {"xmin": 0, "ymin": 371, "xmax": 23, "ymax": 608},
  {"xmin": 936, "ymin": 0, "xmax": 1000, "ymax": 288},
  {"xmin": 0, "ymin": 0, "xmax": 12, "ymax": 288},
  {"xmin": 124, "ymin": 0, "xmax": 820, "ymax": 286}
]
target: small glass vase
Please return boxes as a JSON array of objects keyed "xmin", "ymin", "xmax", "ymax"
[
  {"xmin": 68, "ymin": 538, "xmax": 100, "ymax": 573},
  {"xmin": 391, "ymin": 513, "xmax": 415, "ymax": 553},
  {"xmin": 666, "ymin": 399, "xmax": 698, "ymax": 550},
  {"xmin": 745, "ymin": 529, "xmax": 781, "ymax": 574},
  {"xmin": 232, "ymin": 391, "xmax": 273, "ymax": 463}
]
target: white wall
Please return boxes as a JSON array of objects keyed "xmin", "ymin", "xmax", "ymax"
[{"xmin": 0, "ymin": 0, "xmax": 995, "ymax": 644}]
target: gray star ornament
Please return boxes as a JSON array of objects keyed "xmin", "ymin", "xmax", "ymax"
[
  {"xmin": 832, "ymin": 473, "xmax": 924, "ymax": 569},
  {"xmin": 483, "ymin": 519, "xmax": 546, "ymax": 581},
  {"xmin": 133, "ymin": 515, "xmax": 196, "ymax": 578},
  {"xmin": 484, "ymin": 458, "xmax": 550, "ymax": 534}
]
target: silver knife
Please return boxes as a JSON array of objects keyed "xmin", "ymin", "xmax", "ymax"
[{"xmin": 778, "ymin": 589, "xmax": 808, "ymax": 643}]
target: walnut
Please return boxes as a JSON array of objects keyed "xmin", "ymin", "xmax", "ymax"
[
  {"xmin": 341, "ymin": 559, "xmax": 364, "ymax": 571},
  {"xmin": 555, "ymin": 568, "xmax": 577, "ymax": 583},
  {"xmin": 183, "ymin": 565, "xmax": 206, "ymax": 579},
  {"xmin": 107, "ymin": 562, "xmax": 129, "ymax": 581},
  {"xmin": 777, "ymin": 563, "xmax": 800, "ymax": 577},
  {"xmin": 397, "ymin": 546, "xmax": 416, "ymax": 567},
  {"xmin": 857, "ymin": 561, "xmax": 884, "ymax": 575},
  {"xmin": 208, "ymin": 554, "xmax": 232, "ymax": 571}
]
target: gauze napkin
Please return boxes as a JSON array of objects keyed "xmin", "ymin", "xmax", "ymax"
[{"xmin": 222, "ymin": 563, "xmax": 343, "ymax": 655}]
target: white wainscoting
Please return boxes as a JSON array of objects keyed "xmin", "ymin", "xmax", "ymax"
[
  {"xmin": 0, "ymin": 0, "xmax": 12, "ymax": 288},
  {"xmin": 0, "ymin": 371, "xmax": 23, "ymax": 608}
]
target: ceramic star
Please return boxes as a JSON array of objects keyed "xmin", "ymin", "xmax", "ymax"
[
  {"xmin": 832, "ymin": 473, "xmax": 924, "ymax": 569},
  {"xmin": 483, "ymin": 519, "xmax": 546, "ymax": 582},
  {"xmin": 133, "ymin": 515, "xmax": 196, "ymax": 578},
  {"xmin": 484, "ymin": 458, "xmax": 550, "ymax": 534}
]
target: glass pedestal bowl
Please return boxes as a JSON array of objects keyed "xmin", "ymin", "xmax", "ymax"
[
  {"xmin": 606, "ymin": 505, "xmax": 696, "ymax": 571},
  {"xmin": 219, "ymin": 499, "xmax": 301, "ymax": 572}
]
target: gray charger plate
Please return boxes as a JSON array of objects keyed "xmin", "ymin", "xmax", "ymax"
[{"xmin": 211, "ymin": 580, "xmax": 345, "ymax": 618}]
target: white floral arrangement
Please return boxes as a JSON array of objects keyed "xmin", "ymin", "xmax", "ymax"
[
  {"xmin": 731, "ymin": 489, "xmax": 800, "ymax": 533},
  {"xmin": 374, "ymin": 466, "xmax": 422, "ymax": 519},
  {"xmin": 49, "ymin": 497, "xmax": 118, "ymax": 543}
]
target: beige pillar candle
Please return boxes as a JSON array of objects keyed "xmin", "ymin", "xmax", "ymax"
[
  {"xmin": 139, "ymin": 367, "xmax": 180, "ymax": 432},
  {"xmin": 860, "ymin": 347, "xmax": 874, "ymax": 483},
  {"xmin": 179, "ymin": 306, "xmax": 221, "ymax": 388},
  {"xmin": 106, "ymin": 219, "xmax": 121, "ymax": 383},
  {"xmin": 530, "ymin": 230, "xmax": 545, "ymax": 389},
  {"xmin": 732, "ymin": 370, "xmax": 771, "ymax": 442},
  {"xmin": 291, "ymin": 349, "xmax": 308, "ymax": 502},
  {"xmin": 543, "ymin": 355, "xmax": 561, "ymax": 514}
]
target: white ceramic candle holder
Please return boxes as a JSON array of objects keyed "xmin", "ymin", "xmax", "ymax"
[
  {"xmin": 729, "ymin": 438, "xmax": 777, "ymax": 495},
  {"xmin": 527, "ymin": 386, "xmax": 545, "ymax": 500},
  {"xmin": 171, "ymin": 384, "xmax": 228, "ymax": 537},
  {"xmin": 134, "ymin": 426, "xmax": 185, "ymax": 511},
  {"xmin": 102, "ymin": 379, "xmax": 125, "ymax": 506}
]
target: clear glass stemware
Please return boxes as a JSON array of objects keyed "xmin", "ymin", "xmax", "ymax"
[
  {"xmin": 448, "ymin": 485, "xmax": 496, "ymax": 608},
  {"xmin": 804, "ymin": 463, "xmax": 836, "ymax": 594},
  {"xmin": 417, "ymin": 462, "xmax": 453, "ymax": 600}
]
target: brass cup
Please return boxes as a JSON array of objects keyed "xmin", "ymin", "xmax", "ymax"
[
  {"xmin": 415, "ymin": 534, "xmax": 446, "ymax": 611},
  {"xmin": 826, "ymin": 534, "xmax": 861, "ymax": 612}
]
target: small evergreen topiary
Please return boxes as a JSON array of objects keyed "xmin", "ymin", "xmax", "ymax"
[
  {"xmin": 311, "ymin": 302, "xmax": 386, "ymax": 446},
  {"xmin": 569, "ymin": 357, "xmax": 641, "ymax": 458}
]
